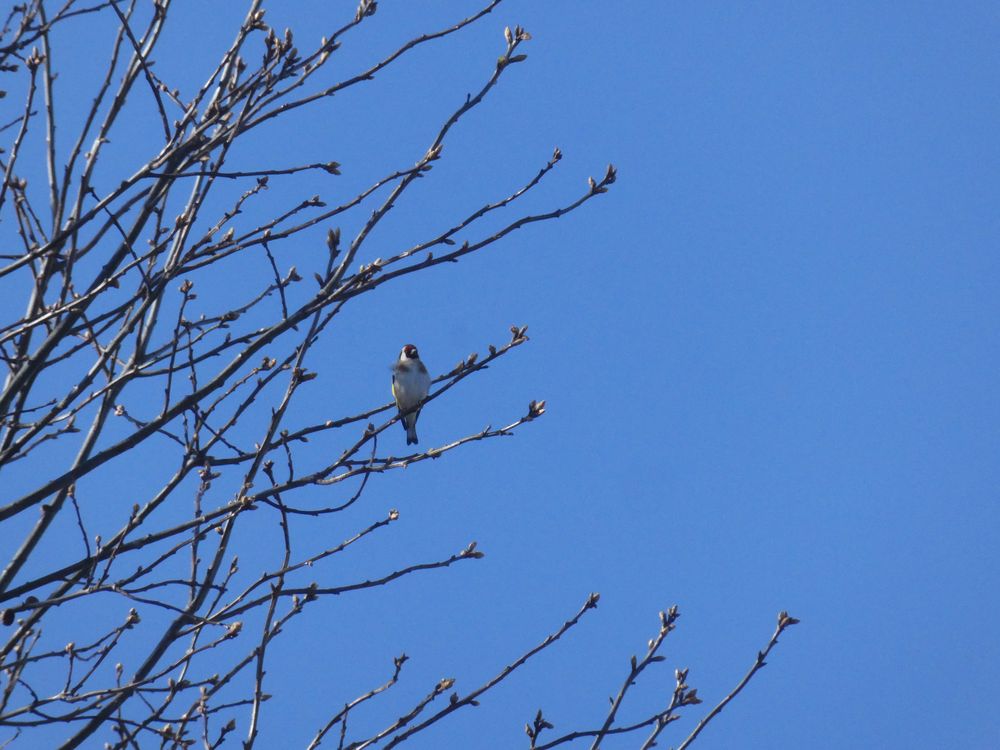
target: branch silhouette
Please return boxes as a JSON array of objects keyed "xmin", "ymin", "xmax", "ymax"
[{"xmin": 0, "ymin": 2, "xmax": 794, "ymax": 748}]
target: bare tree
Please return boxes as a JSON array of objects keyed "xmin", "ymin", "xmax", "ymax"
[{"xmin": 0, "ymin": 2, "xmax": 797, "ymax": 748}]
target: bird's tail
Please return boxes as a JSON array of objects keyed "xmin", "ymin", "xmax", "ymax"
[{"xmin": 403, "ymin": 413, "xmax": 419, "ymax": 445}]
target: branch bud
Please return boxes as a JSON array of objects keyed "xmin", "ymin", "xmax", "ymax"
[
  {"xmin": 326, "ymin": 227, "xmax": 340, "ymax": 253},
  {"xmin": 778, "ymin": 610, "xmax": 800, "ymax": 628}
]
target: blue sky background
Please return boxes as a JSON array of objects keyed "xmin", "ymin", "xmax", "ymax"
[{"xmin": 2, "ymin": 2, "xmax": 999, "ymax": 748}]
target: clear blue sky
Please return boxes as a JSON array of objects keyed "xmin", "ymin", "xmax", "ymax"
[{"xmin": 3, "ymin": 2, "xmax": 999, "ymax": 748}]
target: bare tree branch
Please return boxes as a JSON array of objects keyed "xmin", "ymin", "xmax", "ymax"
[{"xmin": 0, "ymin": 3, "xmax": 794, "ymax": 747}]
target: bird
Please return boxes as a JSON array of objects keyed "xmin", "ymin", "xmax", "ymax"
[{"xmin": 392, "ymin": 344, "xmax": 431, "ymax": 445}]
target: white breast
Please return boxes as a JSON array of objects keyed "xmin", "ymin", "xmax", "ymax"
[{"xmin": 394, "ymin": 361, "xmax": 430, "ymax": 410}]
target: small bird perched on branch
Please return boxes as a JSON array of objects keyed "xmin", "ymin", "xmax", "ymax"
[{"xmin": 392, "ymin": 344, "xmax": 431, "ymax": 445}]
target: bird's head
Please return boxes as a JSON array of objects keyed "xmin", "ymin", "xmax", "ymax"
[{"xmin": 400, "ymin": 344, "xmax": 420, "ymax": 360}]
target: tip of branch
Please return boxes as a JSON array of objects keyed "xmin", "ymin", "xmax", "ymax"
[
  {"xmin": 509, "ymin": 324, "xmax": 529, "ymax": 344},
  {"xmin": 778, "ymin": 611, "xmax": 800, "ymax": 629},
  {"xmin": 461, "ymin": 541, "xmax": 484, "ymax": 559},
  {"xmin": 355, "ymin": 0, "xmax": 378, "ymax": 22}
]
